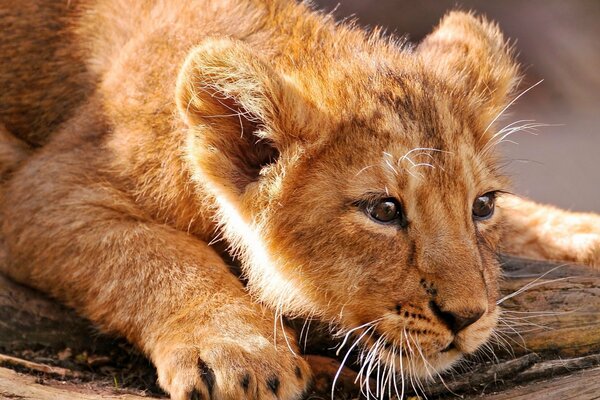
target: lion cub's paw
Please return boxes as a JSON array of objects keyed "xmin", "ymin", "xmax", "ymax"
[{"xmin": 154, "ymin": 337, "xmax": 311, "ymax": 400}]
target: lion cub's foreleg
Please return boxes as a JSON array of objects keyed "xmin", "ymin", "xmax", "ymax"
[
  {"xmin": 0, "ymin": 123, "xmax": 30, "ymax": 179},
  {"xmin": 1, "ymin": 149, "xmax": 310, "ymax": 400},
  {"xmin": 499, "ymin": 195, "xmax": 600, "ymax": 267}
]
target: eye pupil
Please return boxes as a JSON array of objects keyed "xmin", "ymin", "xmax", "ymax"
[
  {"xmin": 372, "ymin": 200, "xmax": 397, "ymax": 222},
  {"xmin": 472, "ymin": 193, "xmax": 495, "ymax": 220},
  {"xmin": 365, "ymin": 198, "xmax": 405, "ymax": 225}
]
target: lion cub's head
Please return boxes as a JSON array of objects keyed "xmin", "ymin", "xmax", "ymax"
[{"xmin": 176, "ymin": 11, "xmax": 519, "ymax": 380}]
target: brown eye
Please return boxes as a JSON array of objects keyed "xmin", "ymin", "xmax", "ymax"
[
  {"xmin": 472, "ymin": 192, "xmax": 496, "ymax": 220},
  {"xmin": 367, "ymin": 198, "xmax": 404, "ymax": 225}
]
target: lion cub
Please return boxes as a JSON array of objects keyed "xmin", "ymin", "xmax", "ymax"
[{"xmin": 1, "ymin": 0, "xmax": 599, "ymax": 399}]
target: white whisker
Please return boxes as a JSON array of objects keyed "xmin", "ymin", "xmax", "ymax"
[
  {"xmin": 497, "ymin": 264, "xmax": 568, "ymax": 305},
  {"xmin": 335, "ymin": 319, "xmax": 381, "ymax": 356},
  {"xmin": 279, "ymin": 309, "xmax": 297, "ymax": 356},
  {"xmin": 356, "ymin": 164, "xmax": 376, "ymax": 176},
  {"xmin": 331, "ymin": 323, "xmax": 377, "ymax": 400},
  {"xmin": 482, "ymin": 79, "xmax": 544, "ymax": 136}
]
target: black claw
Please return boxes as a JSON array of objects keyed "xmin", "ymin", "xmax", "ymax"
[
  {"xmin": 266, "ymin": 376, "xmax": 280, "ymax": 395},
  {"xmin": 197, "ymin": 358, "xmax": 216, "ymax": 396},
  {"xmin": 241, "ymin": 373, "xmax": 251, "ymax": 392},
  {"xmin": 295, "ymin": 366, "xmax": 302, "ymax": 379},
  {"xmin": 189, "ymin": 389, "xmax": 202, "ymax": 400}
]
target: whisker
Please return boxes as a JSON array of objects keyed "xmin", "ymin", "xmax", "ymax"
[
  {"xmin": 272, "ymin": 301, "xmax": 280, "ymax": 347},
  {"xmin": 361, "ymin": 335, "xmax": 385, "ymax": 398},
  {"xmin": 502, "ymin": 309, "xmax": 576, "ymax": 316},
  {"xmin": 482, "ymin": 79, "xmax": 544, "ymax": 136},
  {"xmin": 483, "ymin": 122, "xmax": 559, "ymax": 154},
  {"xmin": 498, "ymin": 276, "xmax": 570, "ymax": 305},
  {"xmin": 335, "ymin": 319, "xmax": 382, "ymax": 356},
  {"xmin": 400, "ymin": 328, "xmax": 406, "ymax": 399},
  {"xmin": 481, "ymin": 338, "xmax": 503, "ymax": 362},
  {"xmin": 382, "ymin": 346, "xmax": 394, "ymax": 399},
  {"xmin": 355, "ymin": 164, "xmax": 376, "ymax": 176},
  {"xmin": 391, "ymin": 344, "xmax": 403, "ymax": 400},
  {"xmin": 331, "ymin": 323, "xmax": 377, "ymax": 400},
  {"xmin": 279, "ymin": 308, "xmax": 297, "ymax": 356},
  {"xmin": 499, "ymin": 317, "xmax": 554, "ymax": 330},
  {"xmin": 404, "ymin": 330, "xmax": 427, "ymax": 398},
  {"xmin": 493, "ymin": 325, "xmax": 529, "ymax": 352},
  {"xmin": 497, "ymin": 264, "xmax": 569, "ymax": 305},
  {"xmin": 498, "ymin": 319, "xmax": 529, "ymax": 346}
]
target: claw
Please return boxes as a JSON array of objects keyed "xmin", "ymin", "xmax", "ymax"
[
  {"xmin": 266, "ymin": 376, "xmax": 280, "ymax": 395},
  {"xmin": 197, "ymin": 358, "xmax": 215, "ymax": 396},
  {"xmin": 189, "ymin": 389, "xmax": 202, "ymax": 400}
]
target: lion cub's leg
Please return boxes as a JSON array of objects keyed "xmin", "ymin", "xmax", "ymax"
[
  {"xmin": 0, "ymin": 123, "xmax": 30, "ymax": 179},
  {"xmin": 1, "ymin": 150, "xmax": 310, "ymax": 400},
  {"xmin": 499, "ymin": 194, "xmax": 600, "ymax": 267}
]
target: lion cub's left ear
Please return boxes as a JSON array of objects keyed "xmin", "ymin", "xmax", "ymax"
[
  {"xmin": 418, "ymin": 11, "xmax": 521, "ymax": 123},
  {"xmin": 176, "ymin": 38, "xmax": 291, "ymax": 201}
]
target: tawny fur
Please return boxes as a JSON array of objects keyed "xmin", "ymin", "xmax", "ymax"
[{"xmin": 0, "ymin": 1, "xmax": 598, "ymax": 399}]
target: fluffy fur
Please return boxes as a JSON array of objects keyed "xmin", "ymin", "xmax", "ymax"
[{"xmin": 1, "ymin": 1, "xmax": 599, "ymax": 399}]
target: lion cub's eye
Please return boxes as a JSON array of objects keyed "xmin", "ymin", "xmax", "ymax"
[
  {"xmin": 472, "ymin": 192, "xmax": 496, "ymax": 220},
  {"xmin": 366, "ymin": 198, "xmax": 405, "ymax": 225}
]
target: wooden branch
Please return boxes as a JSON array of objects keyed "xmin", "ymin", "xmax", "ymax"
[
  {"xmin": 0, "ymin": 366, "xmax": 153, "ymax": 399},
  {"xmin": 464, "ymin": 366, "xmax": 600, "ymax": 400},
  {"xmin": 0, "ymin": 256, "xmax": 599, "ymax": 399},
  {"xmin": 0, "ymin": 353, "xmax": 83, "ymax": 379},
  {"xmin": 497, "ymin": 256, "xmax": 600, "ymax": 357}
]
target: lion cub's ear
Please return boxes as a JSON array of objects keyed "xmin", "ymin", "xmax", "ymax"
[
  {"xmin": 176, "ymin": 38, "xmax": 287, "ymax": 198},
  {"xmin": 418, "ymin": 11, "xmax": 521, "ymax": 123}
]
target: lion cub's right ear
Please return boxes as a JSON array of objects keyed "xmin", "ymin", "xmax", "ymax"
[
  {"xmin": 417, "ymin": 12, "xmax": 521, "ymax": 127},
  {"xmin": 176, "ymin": 38, "xmax": 288, "ymax": 200}
]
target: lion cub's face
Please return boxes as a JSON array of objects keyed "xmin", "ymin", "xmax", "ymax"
[
  {"xmin": 257, "ymin": 75, "xmax": 509, "ymax": 375},
  {"xmin": 263, "ymin": 87, "xmax": 506, "ymax": 374},
  {"xmin": 178, "ymin": 12, "xmax": 519, "ymax": 378}
]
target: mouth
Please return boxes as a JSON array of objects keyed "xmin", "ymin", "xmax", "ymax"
[
  {"xmin": 331, "ymin": 327, "xmax": 465, "ymax": 400},
  {"xmin": 440, "ymin": 341, "xmax": 456, "ymax": 353},
  {"xmin": 332, "ymin": 319, "xmax": 469, "ymax": 384},
  {"xmin": 364, "ymin": 329, "xmax": 461, "ymax": 366},
  {"xmin": 370, "ymin": 328, "xmax": 458, "ymax": 355}
]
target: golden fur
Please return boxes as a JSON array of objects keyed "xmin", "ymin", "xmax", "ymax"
[{"xmin": 1, "ymin": 1, "xmax": 599, "ymax": 399}]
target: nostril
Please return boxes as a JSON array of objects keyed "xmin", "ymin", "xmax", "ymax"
[
  {"xmin": 452, "ymin": 309, "xmax": 484, "ymax": 333},
  {"xmin": 429, "ymin": 301, "xmax": 456, "ymax": 331},
  {"xmin": 429, "ymin": 301, "xmax": 485, "ymax": 334},
  {"xmin": 440, "ymin": 342, "xmax": 456, "ymax": 353}
]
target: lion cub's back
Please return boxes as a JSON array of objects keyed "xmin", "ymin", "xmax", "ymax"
[{"xmin": 0, "ymin": 0, "xmax": 92, "ymax": 146}]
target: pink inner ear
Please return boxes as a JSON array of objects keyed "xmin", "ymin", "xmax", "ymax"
[
  {"xmin": 186, "ymin": 93, "xmax": 281, "ymax": 196},
  {"xmin": 175, "ymin": 40, "xmax": 287, "ymax": 195},
  {"xmin": 175, "ymin": 39, "xmax": 283, "ymax": 130}
]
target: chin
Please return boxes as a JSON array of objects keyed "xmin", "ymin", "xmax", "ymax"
[
  {"xmin": 396, "ymin": 349, "xmax": 462, "ymax": 380},
  {"xmin": 381, "ymin": 331, "xmax": 494, "ymax": 381}
]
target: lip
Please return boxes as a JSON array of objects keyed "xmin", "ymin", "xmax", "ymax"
[
  {"xmin": 440, "ymin": 341, "xmax": 456, "ymax": 353},
  {"xmin": 372, "ymin": 329, "xmax": 457, "ymax": 356}
]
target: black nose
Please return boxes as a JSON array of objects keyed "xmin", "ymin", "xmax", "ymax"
[{"xmin": 429, "ymin": 301, "xmax": 485, "ymax": 334}]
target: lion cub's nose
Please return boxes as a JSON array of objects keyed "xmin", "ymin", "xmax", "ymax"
[{"xmin": 429, "ymin": 301, "xmax": 485, "ymax": 334}]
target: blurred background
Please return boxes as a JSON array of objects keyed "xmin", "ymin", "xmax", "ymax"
[{"xmin": 315, "ymin": 0, "xmax": 600, "ymax": 212}]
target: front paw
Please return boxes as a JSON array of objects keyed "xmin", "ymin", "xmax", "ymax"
[{"xmin": 153, "ymin": 335, "xmax": 311, "ymax": 399}]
